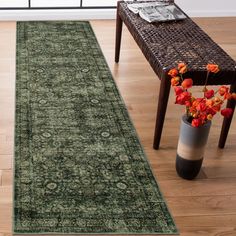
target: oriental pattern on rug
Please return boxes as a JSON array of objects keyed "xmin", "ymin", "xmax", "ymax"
[{"xmin": 14, "ymin": 21, "xmax": 177, "ymax": 234}]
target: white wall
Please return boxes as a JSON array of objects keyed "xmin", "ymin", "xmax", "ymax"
[
  {"xmin": 175, "ymin": 0, "xmax": 236, "ymax": 17},
  {"xmin": 0, "ymin": 0, "xmax": 235, "ymax": 20}
]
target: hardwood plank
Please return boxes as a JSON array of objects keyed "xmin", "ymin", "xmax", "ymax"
[
  {"xmin": 1, "ymin": 170, "xmax": 12, "ymax": 186},
  {"xmin": 160, "ymin": 178, "xmax": 236, "ymax": 197},
  {"xmin": 177, "ymin": 227, "xmax": 236, "ymax": 236},
  {"xmin": 150, "ymin": 162, "xmax": 236, "ymax": 180},
  {"xmin": 0, "ymin": 155, "xmax": 12, "ymax": 170},
  {"xmin": 203, "ymin": 162, "xmax": 236, "ymax": 179},
  {"xmin": 0, "ymin": 137, "xmax": 13, "ymax": 156},
  {"xmin": 0, "ymin": 186, "xmax": 12, "ymax": 203},
  {"xmin": 175, "ymin": 214, "xmax": 236, "ymax": 227},
  {"xmin": 0, "ymin": 203, "xmax": 11, "ymax": 233},
  {"xmin": 168, "ymin": 195, "xmax": 236, "ymax": 216},
  {"xmin": 0, "ymin": 233, "xmax": 12, "ymax": 236}
]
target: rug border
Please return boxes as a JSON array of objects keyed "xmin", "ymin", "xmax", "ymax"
[
  {"xmin": 12, "ymin": 20, "xmax": 179, "ymax": 235},
  {"xmin": 14, "ymin": 233, "xmax": 177, "ymax": 236}
]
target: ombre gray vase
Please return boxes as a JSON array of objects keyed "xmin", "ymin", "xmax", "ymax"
[{"xmin": 176, "ymin": 115, "xmax": 211, "ymax": 180}]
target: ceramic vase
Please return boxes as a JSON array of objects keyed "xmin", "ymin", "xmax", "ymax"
[{"xmin": 176, "ymin": 115, "xmax": 211, "ymax": 180}]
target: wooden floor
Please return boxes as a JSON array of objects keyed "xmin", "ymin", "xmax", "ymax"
[{"xmin": 0, "ymin": 18, "xmax": 236, "ymax": 236}]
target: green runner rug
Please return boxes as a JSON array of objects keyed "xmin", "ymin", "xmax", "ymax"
[{"xmin": 14, "ymin": 21, "xmax": 177, "ymax": 234}]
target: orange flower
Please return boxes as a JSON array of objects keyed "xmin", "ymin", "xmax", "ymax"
[
  {"xmin": 219, "ymin": 86, "xmax": 229, "ymax": 96},
  {"xmin": 192, "ymin": 112, "xmax": 198, "ymax": 118},
  {"xmin": 214, "ymin": 97, "xmax": 223, "ymax": 105},
  {"xmin": 200, "ymin": 114, "xmax": 207, "ymax": 121},
  {"xmin": 231, "ymin": 93, "xmax": 236, "ymax": 100},
  {"xmin": 213, "ymin": 104, "xmax": 222, "ymax": 112},
  {"xmin": 191, "ymin": 118, "xmax": 202, "ymax": 127},
  {"xmin": 207, "ymin": 114, "xmax": 213, "ymax": 120},
  {"xmin": 206, "ymin": 107, "xmax": 217, "ymax": 116},
  {"xmin": 206, "ymin": 99, "xmax": 214, "ymax": 107},
  {"xmin": 178, "ymin": 62, "xmax": 187, "ymax": 74},
  {"xmin": 204, "ymin": 89, "xmax": 214, "ymax": 99},
  {"xmin": 178, "ymin": 62, "xmax": 186, "ymax": 70},
  {"xmin": 189, "ymin": 107, "xmax": 197, "ymax": 115},
  {"xmin": 171, "ymin": 77, "xmax": 180, "ymax": 86},
  {"xmin": 192, "ymin": 99, "xmax": 201, "ymax": 108},
  {"xmin": 168, "ymin": 68, "xmax": 178, "ymax": 77},
  {"xmin": 174, "ymin": 86, "xmax": 184, "ymax": 95},
  {"xmin": 175, "ymin": 91, "xmax": 191, "ymax": 105},
  {"xmin": 224, "ymin": 93, "xmax": 232, "ymax": 100},
  {"xmin": 181, "ymin": 78, "xmax": 193, "ymax": 89},
  {"xmin": 196, "ymin": 101, "xmax": 207, "ymax": 112},
  {"xmin": 206, "ymin": 64, "xmax": 219, "ymax": 73},
  {"xmin": 221, "ymin": 108, "xmax": 233, "ymax": 118},
  {"xmin": 185, "ymin": 101, "xmax": 192, "ymax": 107},
  {"xmin": 168, "ymin": 63, "xmax": 233, "ymax": 127}
]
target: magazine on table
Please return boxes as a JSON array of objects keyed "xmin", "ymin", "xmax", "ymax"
[
  {"xmin": 124, "ymin": 0, "xmax": 174, "ymax": 4},
  {"xmin": 127, "ymin": 2, "xmax": 187, "ymax": 23}
]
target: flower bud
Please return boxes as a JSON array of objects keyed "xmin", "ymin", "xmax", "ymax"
[
  {"xmin": 174, "ymin": 86, "xmax": 184, "ymax": 95},
  {"xmin": 207, "ymin": 114, "xmax": 213, "ymax": 120},
  {"xmin": 191, "ymin": 118, "xmax": 202, "ymax": 127},
  {"xmin": 231, "ymin": 93, "xmax": 236, "ymax": 100},
  {"xmin": 219, "ymin": 86, "xmax": 229, "ymax": 96},
  {"xmin": 204, "ymin": 89, "xmax": 214, "ymax": 99},
  {"xmin": 221, "ymin": 108, "xmax": 233, "ymax": 118},
  {"xmin": 181, "ymin": 78, "xmax": 193, "ymax": 89},
  {"xmin": 168, "ymin": 68, "xmax": 178, "ymax": 77},
  {"xmin": 171, "ymin": 77, "xmax": 180, "ymax": 86},
  {"xmin": 206, "ymin": 64, "xmax": 219, "ymax": 73},
  {"xmin": 178, "ymin": 62, "xmax": 187, "ymax": 74}
]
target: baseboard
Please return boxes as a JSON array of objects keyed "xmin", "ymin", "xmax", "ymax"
[
  {"xmin": 0, "ymin": 9, "xmax": 235, "ymax": 21},
  {"xmin": 0, "ymin": 9, "xmax": 116, "ymax": 21},
  {"xmin": 187, "ymin": 10, "xmax": 236, "ymax": 17}
]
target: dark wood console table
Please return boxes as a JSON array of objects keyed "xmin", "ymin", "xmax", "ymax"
[{"xmin": 115, "ymin": 1, "xmax": 236, "ymax": 150}]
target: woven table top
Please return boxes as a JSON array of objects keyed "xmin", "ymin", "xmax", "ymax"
[{"xmin": 118, "ymin": 1, "xmax": 236, "ymax": 85}]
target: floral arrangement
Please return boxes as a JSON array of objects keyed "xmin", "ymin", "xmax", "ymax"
[{"xmin": 168, "ymin": 63, "xmax": 236, "ymax": 127}]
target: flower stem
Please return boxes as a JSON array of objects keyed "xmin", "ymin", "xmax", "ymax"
[{"xmin": 204, "ymin": 71, "xmax": 210, "ymax": 90}]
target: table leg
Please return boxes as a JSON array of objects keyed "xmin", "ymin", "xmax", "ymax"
[
  {"xmin": 153, "ymin": 76, "xmax": 171, "ymax": 150},
  {"xmin": 218, "ymin": 82, "xmax": 236, "ymax": 148},
  {"xmin": 115, "ymin": 3, "xmax": 123, "ymax": 63}
]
